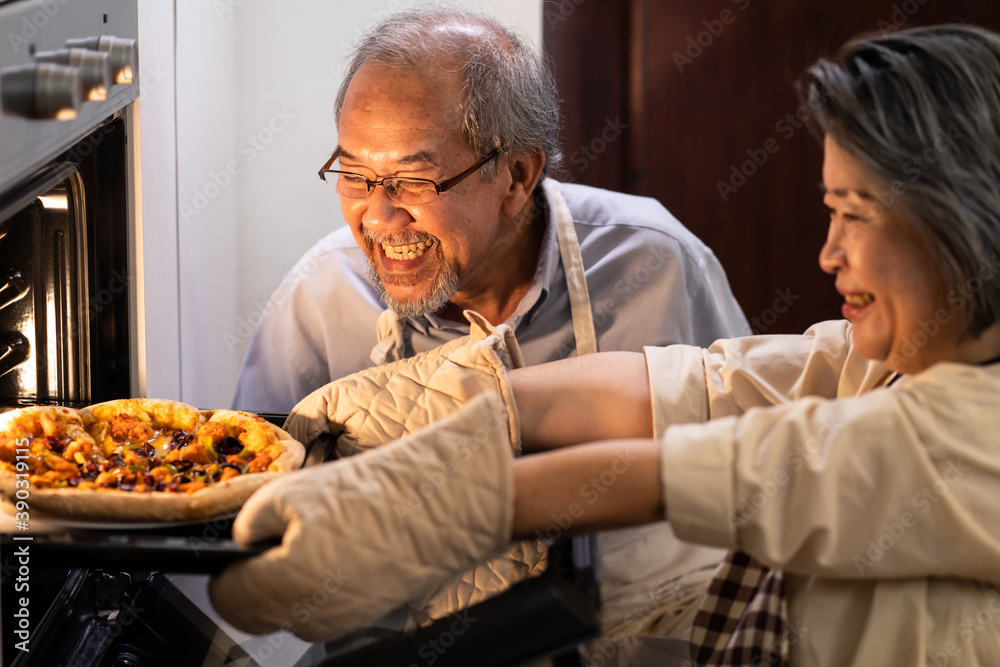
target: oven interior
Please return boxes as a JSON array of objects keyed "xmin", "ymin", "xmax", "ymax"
[{"xmin": 0, "ymin": 116, "xmax": 131, "ymax": 409}]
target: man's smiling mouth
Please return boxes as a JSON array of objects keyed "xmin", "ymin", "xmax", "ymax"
[{"xmin": 382, "ymin": 240, "xmax": 434, "ymax": 260}]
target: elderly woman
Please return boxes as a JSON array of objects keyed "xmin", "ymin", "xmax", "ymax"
[{"xmin": 211, "ymin": 24, "xmax": 1000, "ymax": 666}]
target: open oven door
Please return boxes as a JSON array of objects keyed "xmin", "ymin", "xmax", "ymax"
[
  {"xmin": 313, "ymin": 535, "xmax": 600, "ymax": 667},
  {"xmin": 1, "ymin": 530, "xmax": 600, "ymax": 667}
]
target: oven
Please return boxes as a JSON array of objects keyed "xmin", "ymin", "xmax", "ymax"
[
  {"xmin": 0, "ymin": 2, "xmax": 599, "ymax": 664},
  {"xmin": 0, "ymin": 0, "xmax": 140, "ymax": 408}
]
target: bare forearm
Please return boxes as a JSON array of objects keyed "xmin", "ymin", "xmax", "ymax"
[
  {"xmin": 510, "ymin": 352, "xmax": 654, "ymax": 451},
  {"xmin": 511, "ymin": 438, "xmax": 664, "ymax": 539}
]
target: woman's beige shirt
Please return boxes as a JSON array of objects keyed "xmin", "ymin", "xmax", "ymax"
[{"xmin": 646, "ymin": 320, "xmax": 1000, "ymax": 666}]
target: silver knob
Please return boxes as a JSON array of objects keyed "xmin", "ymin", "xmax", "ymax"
[
  {"xmin": 65, "ymin": 36, "xmax": 137, "ymax": 85},
  {"xmin": 0, "ymin": 63, "xmax": 82, "ymax": 120},
  {"xmin": 36, "ymin": 49, "xmax": 112, "ymax": 101}
]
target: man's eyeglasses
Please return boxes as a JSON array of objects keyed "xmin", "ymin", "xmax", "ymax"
[{"xmin": 318, "ymin": 150, "xmax": 500, "ymax": 206}]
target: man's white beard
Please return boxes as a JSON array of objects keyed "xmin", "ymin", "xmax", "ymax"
[
  {"xmin": 361, "ymin": 226, "xmax": 461, "ymax": 317},
  {"xmin": 367, "ymin": 257, "xmax": 460, "ymax": 318}
]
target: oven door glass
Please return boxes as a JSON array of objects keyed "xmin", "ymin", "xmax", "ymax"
[
  {"xmin": 0, "ymin": 116, "xmax": 133, "ymax": 408},
  {"xmin": 0, "ymin": 164, "xmax": 90, "ymax": 406}
]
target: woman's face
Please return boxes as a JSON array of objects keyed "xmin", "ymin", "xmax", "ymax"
[{"xmin": 818, "ymin": 135, "xmax": 957, "ymax": 373}]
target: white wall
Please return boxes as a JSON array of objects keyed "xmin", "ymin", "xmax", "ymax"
[
  {"xmin": 139, "ymin": 0, "xmax": 541, "ymax": 409},
  {"xmin": 136, "ymin": 1, "xmax": 181, "ymax": 401}
]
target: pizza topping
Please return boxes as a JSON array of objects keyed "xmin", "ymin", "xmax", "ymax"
[
  {"xmin": 180, "ymin": 478, "xmax": 206, "ymax": 493},
  {"xmin": 219, "ymin": 464, "xmax": 242, "ymax": 482},
  {"xmin": 163, "ymin": 440, "xmax": 214, "ymax": 465},
  {"xmin": 110, "ymin": 413, "xmax": 155, "ymax": 442},
  {"xmin": 122, "ymin": 448, "xmax": 151, "ymax": 469},
  {"xmin": 62, "ymin": 438, "xmax": 94, "ymax": 462},
  {"xmin": 46, "ymin": 436, "xmax": 68, "ymax": 454},
  {"xmin": 38, "ymin": 412, "xmax": 60, "ymax": 438},
  {"xmin": 246, "ymin": 450, "xmax": 274, "ymax": 474},
  {"xmin": 168, "ymin": 431, "xmax": 193, "ymax": 451},
  {"xmin": 217, "ymin": 436, "xmax": 244, "ymax": 457},
  {"xmin": 100, "ymin": 453, "xmax": 126, "ymax": 471},
  {"xmin": 149, "ymin": 466, "xmax": 173, "ymax": 485},
  {"xmin": 94, "ymin": 470, "xmax": 120, "ymax": 488}
]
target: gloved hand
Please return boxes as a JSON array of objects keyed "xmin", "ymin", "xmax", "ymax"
[
  {"xmin": 282, "ymin": 310, "xmax": 542, "ymax": 628},
  {"xmin": 208, "ymin": 393, "xmax": 515, "ymax": 642},
  {"xmin": 284, "ymin": 310, "xmax": 524, "ymax": 460}
]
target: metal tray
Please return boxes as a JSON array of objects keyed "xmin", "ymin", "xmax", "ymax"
[{"xmin": 0, "ymin": 516, "xmax": 276, "ymax": 575}]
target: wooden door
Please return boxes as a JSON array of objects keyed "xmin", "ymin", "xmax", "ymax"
[{"xmin": 545, "ymin": 0, "xmax": 1000, "ymax": 334}]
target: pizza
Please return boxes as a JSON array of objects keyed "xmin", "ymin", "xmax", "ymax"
[{"xmin": 0, "ymin": 399, "xmax": 305, "ymax": 522}]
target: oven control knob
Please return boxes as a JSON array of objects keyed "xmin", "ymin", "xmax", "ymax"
[
  {"xmin": 65, "ymin": 36, "xmax": 137, "ymax": 85},
  {"xmin": 0, "ymin": 63, "xmax": 83, "ymax": 120},
  {"xmin": 36, "ymin": 49, "xmax": 112, "ymax": 102}
]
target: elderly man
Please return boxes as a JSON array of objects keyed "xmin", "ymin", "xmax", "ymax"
[
  {"xmin": 232, "ymin": 6, "xmax": 748, "ymax": 659},
  {"xmin": 233, "ymin": 8, "xmax": 747, "ymax": 413}
]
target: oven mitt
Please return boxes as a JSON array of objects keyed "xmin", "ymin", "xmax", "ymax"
[
  {"xmin": 208, "ymin": 392, "xmax": 515, "ymax": 642},
  {"xmin": 283, "ymin": 310, "xmax": 524, "ymax": 460},
  {"xmin": 281, "ymin": 310, "xmax": 546, "ymax": 628}
]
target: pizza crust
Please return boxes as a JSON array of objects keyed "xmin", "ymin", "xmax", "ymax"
[
  {"xmin": 0, "ymin": 403, "xmax": 306, "ymax": 522},
  {"xmin": 80, "ymin": 397, "xmax": 206, "ymax": 426},
  {"xmin": 2, "ymin": 471, "xmax": 282, "ymax": 522}
]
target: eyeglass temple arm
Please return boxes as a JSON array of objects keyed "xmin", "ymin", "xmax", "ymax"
[
  {"xmin": 434, "ymin": 150, "xmax": 500, "ymax": 193},
  {"xmin": 318, "ymin": 154, "xmax": 337, "ymax": 180}
]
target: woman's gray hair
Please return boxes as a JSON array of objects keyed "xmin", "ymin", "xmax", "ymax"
[
  {"xmin": 800, "ymin": 24, "xmax": 1000, "ymax": 339},
  {"xmin": 334, "ymin": 7, "xmax": 563, "ymax": 182}
]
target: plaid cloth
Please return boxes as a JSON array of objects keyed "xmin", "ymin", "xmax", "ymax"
[{"xmin": 689, "ymin": 550, "xmax": 788, "ymax": 666}]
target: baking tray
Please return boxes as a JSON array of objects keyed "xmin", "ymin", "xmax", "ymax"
[{"xmin": 0, "ymin": 515, "xmax": 277, "ymax": 575}]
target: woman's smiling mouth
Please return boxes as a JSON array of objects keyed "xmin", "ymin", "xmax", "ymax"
[
  {"xmin": 841, "ymin": 291, "xmax": 875, "ymax": 321},
  {"xmin": 844, "ymin": 293, "xmax": 874, "ymax": 307}
]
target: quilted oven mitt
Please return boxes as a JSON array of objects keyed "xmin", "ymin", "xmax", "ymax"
[
  {"xmin": 281, "ymin": 310, "xmax": 545, "ymax": 626},
  {"xmin": 283, "ymin": 310, "xmax": 524, "ymax": 459},
  {"xmin": 208, "ymin": 393, "xmax": 515, "ymax": 641}
]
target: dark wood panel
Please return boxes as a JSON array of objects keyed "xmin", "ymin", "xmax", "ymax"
[
  {"xmin": 545, "ymin": 0, "xmax": 1000, "ymax": 335},
  {"xmin": 544, "ymin": 0, "xmax": 631, "ymax": 189}
]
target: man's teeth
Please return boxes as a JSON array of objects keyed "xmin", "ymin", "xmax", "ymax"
[
  {"xmin": 382, "ymin": 240, "xmax": 431, "ymax": 260},
  {"xmin": 845, "ymin": 293, "xmax": 875, "ymax": 306}
]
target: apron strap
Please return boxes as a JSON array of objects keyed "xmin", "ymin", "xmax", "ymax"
[
  {"xmin": 543, "ymin": 179, "xmax": 598, "ymax": 356},
  {"xmin": 369, "ymin": 308, "xmax": 407, "ymax": 366},
  {"xmin": 369, "ymin": 179, "xmax": 598, "ymax": 363}
]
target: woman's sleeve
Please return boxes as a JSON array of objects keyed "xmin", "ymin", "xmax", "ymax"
[
  {"xmin": 659, "ymin": 375, "xmax": 1000, "ymax": 581},
  {"xmin": 644, "ymin": 320, "xmax": 864, "ymax": 437}
]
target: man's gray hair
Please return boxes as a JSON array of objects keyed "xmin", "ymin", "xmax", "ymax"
[
  {"xmin": 334, "ymin": 7, "xmax": 563, "ymax": 181},
  {"xmin": 800, "ymin": 24, "xmax": 1000, "ymax": 339}
]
